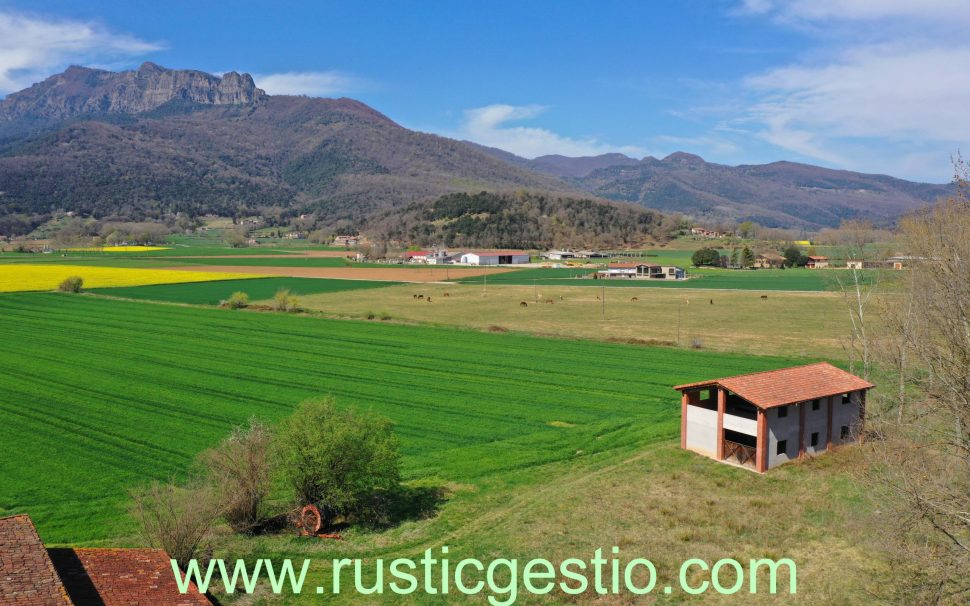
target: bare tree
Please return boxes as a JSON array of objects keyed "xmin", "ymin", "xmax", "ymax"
[
  {"xmin": 196, "ymin": 420, "xmax": 272, "ymax": 534},
  {"xmin": 863, "ymin": 159, "xmax": 970, "ymax": 604}
]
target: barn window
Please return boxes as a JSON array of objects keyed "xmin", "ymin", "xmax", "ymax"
[
  {"xmin": 841, "ymin": 426, "xmax": 850, "ymax": 439},
  {"xmin": 811, "ymin": 399, "xmax": 821, "ymax": 411},
  {"xmin": 842, "ymin": 393, "xmax": 851, "ymax": 404},
  {"xmin": 778, "ymin": 406, "xmax": 788, "ymax": 418},
  {"xmin": 776, "ymin": 440, "xmax": 787, "ymax": 455},
  {"xmin": 811, "ymin": 432, "xmax": 819, "ymax": 447}
]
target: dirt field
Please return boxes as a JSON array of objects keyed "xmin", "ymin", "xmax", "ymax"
[
  {"xmin": 293, "ymin": 282, "xmax": 854, "ymax": 359},
  {"xmin": 162, "ymin": 264, "xmax": 518, "ymax": 282}
]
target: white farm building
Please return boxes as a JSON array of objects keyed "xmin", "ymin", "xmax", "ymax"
[{"xmin": 459, "ymin": 251, "xmax": 531, "ymax": 265}]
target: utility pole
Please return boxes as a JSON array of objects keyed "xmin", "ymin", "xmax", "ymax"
[{"xmin": 601, "ymin": 284, "xmax": 606, "ymax": 319}]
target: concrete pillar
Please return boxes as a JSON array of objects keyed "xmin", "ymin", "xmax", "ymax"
[
  {"xmin": 680, "ymin": 391, "xmax": 688, "ymax": 449},
  {"xmin": 756, "ymin": 409, "xmax": 767, "ymax": 473},
  {"xmin": 798, "ymin": 402, "xmax": 805, "ymax": 457},
  {"xmin": 716, "ymin": 388, "xmax": 726, "ymax": 460},
  {"xmin": 826, "ymin": 396, "xmax": 834, "ymax": 449}
]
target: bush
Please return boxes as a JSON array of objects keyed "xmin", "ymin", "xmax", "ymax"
[
  {"xmin": 272, "ymin": 288, "xmax": 300, "ymax": 312},
  {"xmin": 58, "ymin": 276, "xmax": 83, "ymax": 293},
  {"xmin": 274, "ymin": 397, "xmax": 401, "ymax": 526},
  {"xmin": 195, "ymin": 420, "xmax": 272, "ymax": 534},
  {"xmin": 130, "ymin": 480, "xmax": 220, "ymax": 569},
  {"xmin": 224, "ymin": 291, "xmax": 249, "ymax": 309}
]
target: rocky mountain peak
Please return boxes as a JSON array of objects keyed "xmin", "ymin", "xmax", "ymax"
[{"xmin": 0, "ymin": 63, "xmax": 266, "ymax": 123}]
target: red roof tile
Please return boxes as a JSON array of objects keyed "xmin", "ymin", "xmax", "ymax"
[
  {"xmin": 0, "ymin": 515, "xmax": 73, "ymax": 605},
  {"xmin": 48, "ymin": 548, "xmax": 211, "ymax": 606},
  {"xmin": 673, "ymin": 362, "xmax": 874, "ymax": 408}
]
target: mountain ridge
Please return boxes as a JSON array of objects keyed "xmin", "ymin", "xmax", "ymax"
[{"xmin": 0, "ymin": 63, "xmax": 952, "ymax": 233}]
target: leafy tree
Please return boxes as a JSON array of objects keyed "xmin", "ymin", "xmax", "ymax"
[
  {"xmin": 691, "ymin": 247, "xmax": 721, "ymax": 267},
  {"xmin": 58, "ymin": 276, "xmax": 83, "ymax": 293},
  {"xmin": 274, "ymin": 397, "xmax": 401, "ymax": 525},
  {"xmin": 224, "ymin": 291, "xmax": 249, "ymax": 309},
  {"xmin": 737, "ymin": 220, "xmax": 755, "ymax": 238},
  {"xmin": 782, "ymin": 245, "xmax": 807, "ymax": 268},
  {"xmin": 740, "ymin": 246, "xmax": 755, "ymax": 268},
  {"xmin": 729, "ymin": 248, "xmax": 739, "ymax": 267}
]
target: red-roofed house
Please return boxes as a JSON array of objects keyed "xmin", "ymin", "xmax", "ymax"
[
  {"xmin": 806, "ymin": 255, "xmax": 829, "ymax": 269},
  {"xmin": 0, "ymin": 514, "xmax": 210, "ymax": 605},
  {"xmin": 673, "ymin": 362, "xmax": 873, "ymax": 472}
]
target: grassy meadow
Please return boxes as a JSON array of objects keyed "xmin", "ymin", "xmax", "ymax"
[{"xmin": 294, "ymin": 283, "xmax": 850, "ymax": 359}]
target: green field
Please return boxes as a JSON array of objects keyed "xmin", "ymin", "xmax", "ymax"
[
  {"xmin": 460, "ymin": 266, "xmax": 853, "ymax": 291},
  {"xmin": 0, "ymin": 293, "xmax": 801, "ymax": 544},
  {"xmin": 90, "ymin": 277, "xmax": 398, "ymax": 305}
]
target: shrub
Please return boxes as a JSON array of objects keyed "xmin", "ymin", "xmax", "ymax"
[
  {"xmin": 195, "ymin": 420, "xmax": 272, "ymax": 534},
  {"xmin": 274, "ymin": 397, "xmax": 401, "ymax": 526},
  {"xmin": 130, "ymin": 480, "xmax": 220, "ymax": 569},
  {"xmin": 58, "ymin": 276, "xmax": 83, "ymax": 293},
  {"xmin": 272, "ymin": 288, "xmax": 300, "ymax": 312},
  {"xmin": 224, "ymin": 291, "xmax": 249, "ymax": 309}
]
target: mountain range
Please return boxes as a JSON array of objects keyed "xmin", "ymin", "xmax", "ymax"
[{"xmin": 0, "ymin": 63, "xmax": 952, "ymax": 234}]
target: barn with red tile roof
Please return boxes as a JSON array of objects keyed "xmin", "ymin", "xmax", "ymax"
[{"xmin": 673, "ymin": 362, "xmax": 873, "ymax": 472}]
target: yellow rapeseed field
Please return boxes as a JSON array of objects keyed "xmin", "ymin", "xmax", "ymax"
[
  {"xmin": 64, "ymin": 246, "xmax": 172, "ymax": 252},
  {"xmin": 0, "ymin": 265, "xmax": 265, "ymax": 293}
]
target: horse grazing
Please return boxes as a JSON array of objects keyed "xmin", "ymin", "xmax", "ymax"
[
  {"xmin": 519, "ymin": 301, "xmax": 529, "ymax": 308},
  {"xmin": 426, "ymin": 297, "xmax": 432, "ymax": 303},
  {"xmin": 760, "ymin": 294, "xmax": 768, "ymax": 300},
  {"xmin": 443, "ymin": 293, "xmax": 450, "ymax": 297},
  {"xmin": 630, "ymin": 296, "xmax": 639, "ymax": 302},
  {"xmin": 545, "ymin": 299, "xmax": 554, "ymax": 304}
]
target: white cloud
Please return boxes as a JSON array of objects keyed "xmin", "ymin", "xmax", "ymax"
[
  {"xmin": 458, "ymin": 104, "xmax": 645, "ymax": 159},
  {"xmin": 0, "ymin": 11, "xmax": 162, "ymax": 94},
  {"xmin": 253, "ymin": 71, "xmax": 361, "ymax": 97},
  {"xmin": 730, "ymin": 1, "xmax": 970, "ymax": 181}
]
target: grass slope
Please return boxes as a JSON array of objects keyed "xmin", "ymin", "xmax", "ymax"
[
  {"xmin": 0, "ymin": 293, "xmax": 801, "ymax": 544},
  {"xmin": 91, "ymin": 277, "xmax": 398, "ymax": 305}
]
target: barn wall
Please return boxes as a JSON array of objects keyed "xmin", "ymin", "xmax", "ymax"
[
  {"xmin": 767, "ymin": 404, "xmax": 801, "ymax": 468},
  {"xmin": 685, "ymin": 404, "xmax": 718, "ymax": 456},
  {"xmin": 832, "ymin": 391, "xmax": 862, "ymax": 445}
]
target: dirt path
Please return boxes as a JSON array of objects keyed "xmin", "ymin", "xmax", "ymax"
[{"xmin": 161, "ymin": 264, "xmax": 518, "ymax": 282}]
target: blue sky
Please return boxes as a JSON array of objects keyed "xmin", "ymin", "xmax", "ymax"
[{"xmin": 0, "ymin": 0, "xmax": 966, "ymax": 182}]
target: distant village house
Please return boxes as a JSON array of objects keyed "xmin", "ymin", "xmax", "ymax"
[
  {"xmin": 806, "ymin": 255, "xmax": 829, "ymax": 269},
  {"xmin": 754, "ymin": 253, "xmax": 785, "ymax": 269},
  {"xmin": 674, "ymin": 363, "xmax": 873, "ymax": 472}
]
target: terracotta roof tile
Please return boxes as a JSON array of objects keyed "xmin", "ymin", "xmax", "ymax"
[
  {"xmin": 48, "ymin": 548, "xmax": 211, "ymax": 606},
  {"xmin": 673, "ymin": 362, "xmax": 874, "ymax": 408},
  {"xmin": 0, "ymin": 515, "xmax": 73, "ymax": 605}
]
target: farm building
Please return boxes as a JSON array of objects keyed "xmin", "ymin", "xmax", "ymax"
[
  {"xmin": 754, "ymin": 253, "xmax": 786, "ymax": 269},
  {"xmin": 542, "ymin": 249, "xmax": 577, "ymax": 260},
  {"xmin": 460, "ymin": 251, "xmax": 531, "ymax": 265},
  {"xmin": 806, "ymin": 255, "xmax": 829, "ymax": 269},
  {"xmin": 690, "ymin": 227, "xmax": 722, "ymax": 238},
  {"xmin": 845, "ymin": 259, "xmax": 864, "ymax": 270},
  {"xmin": 0, "ymin": 514, "xmax": 211, "ymax": 605},
  {"xmin": 674, "ymin": 363, "xmax": 873, "ymax": 472},
  {"xmin": 404, "ymin": 250, "xmax": 431, "ymax": 263},
  {"xmin": 598, "ymin": 263, "xmax": 685, "ymax": 280},
  {"xmin": 334, "ymin": 234, "xmax": 360, "ymax": 246}
]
